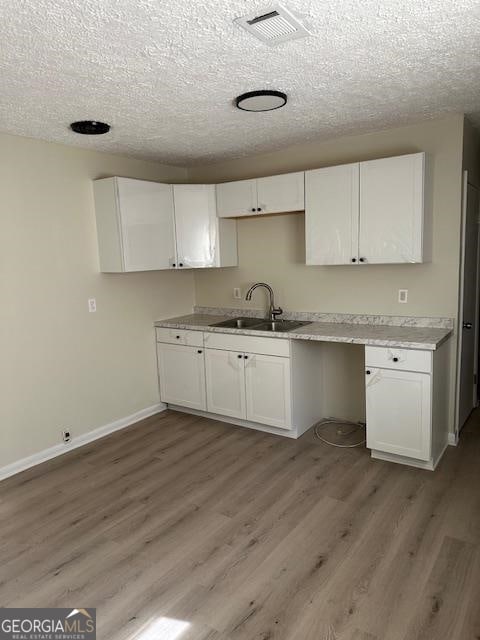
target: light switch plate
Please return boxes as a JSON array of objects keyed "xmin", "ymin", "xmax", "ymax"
[
  {"xmin": 233, "ymin": 287, "xmax": 241, "ymax": 299},
  {"xmin": 398, "ymin": 289, "xmax": 408, "ymax": 303},
  {"xmin": 88, "ymin": 298, "xmax": 97, "ymax": 312}
]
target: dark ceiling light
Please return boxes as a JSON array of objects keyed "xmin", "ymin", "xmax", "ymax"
[
  {"xmin": 70, "ymin": 120, "xmax": 111, "ymax": 135},
  {"xmin": 235, "ymin": 90, "xmax": 287, "ymax": 112}
]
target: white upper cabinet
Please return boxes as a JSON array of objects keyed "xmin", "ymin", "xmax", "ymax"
[
  {"xmin": 93, "ymin": 178, "xmax": 237, "ymax": 272},
  {"xmin": 216, "ymin": 179, "xmax": 258, "ymax": 218},
  {"xmin": 305, "ymin": 152, "xmax": 427, "ymax": 266},
  {"xmin": 94, "ymin": 177, "xmax": 176, "ymax": 272},
  {"xmin": 173, "ymin": 184, "xmax": 237, "ymax": 268},
  {"xmin": 216, "ymin": 172, "xmax": 305, "ymax": 218},
  {"xmin": 359, "ymin": 152, "xmax": 425, "ymax": 264},
  {"xmin": 305, "ymin": 163, "xmax": 360, "ymax": 265},
  {"xmin": 256, "ymin": 172, "xmax": 305, "ymax": 215}
]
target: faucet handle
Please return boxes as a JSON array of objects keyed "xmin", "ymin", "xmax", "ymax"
[{"xmin": 272, "ymin": 306, "xmax": 283, "ymax": 319}]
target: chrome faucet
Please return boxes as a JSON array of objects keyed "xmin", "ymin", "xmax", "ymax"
[{"xmin": 245, "ymin": 282, "xmax": 283, "ymax": 321}]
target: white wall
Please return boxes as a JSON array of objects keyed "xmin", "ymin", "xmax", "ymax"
[
  {"xmin": 189, "ymin": 115, "xmax": 466, "ymax": 431},
  {"xmin": 0, "ymin": 133, "xmax": 195, "ymax": 469}
]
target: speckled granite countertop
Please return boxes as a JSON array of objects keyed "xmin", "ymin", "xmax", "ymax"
[{"xmin": 154, "ymin": 313, "xmax": 453, "ymax": 351}]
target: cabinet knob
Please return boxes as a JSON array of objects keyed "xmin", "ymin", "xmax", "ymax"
[
  {"xmin": 251, "ymin": 208, "xmax": 256, "ymax": 212},
  {"xmin": 197, "ymin": 349, "xmax": 203, "ymax": 354},
  {"xmin": 359, "ymin": 257, "xmax": 365, "ymax": 263},
  {"xmin": 244, "ymin": 355, "xmax": 248, "ymax": 359},
  {"xmin": 237, "ymin": 354, "xmax": 242, "ymax": 359},
  {"xmin": 351, "ymin": 258, "xmax": 357, "ymax": 263},
  {"xmin": 176, "ymin": 335, "xmax": 180, "ymax": 339},
  {"xmin": 172, "ymin": 263, "xmax": 176, "ymax": 267},
  {"xmin": 393, "ymin": 357, "xmax": 399, "ymax": 362},
  {"xmin": 366, "ymin": 370, "xmax": 371, "ymax": 375},
  {"xmin": 257, "ymin": 208, "xmax": 262, "ymax": 212},
  {"xmin": 179, "ymin": 263, "xmax": 184, "ymax": 267}
]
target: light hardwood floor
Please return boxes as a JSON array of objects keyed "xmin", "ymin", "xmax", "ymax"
[{"xmin": 1, "ymin": 409, "xmax": 479, "ymax": 640}]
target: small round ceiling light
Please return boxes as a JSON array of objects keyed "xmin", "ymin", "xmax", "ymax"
[
  {"xmin": 235, "ymin": 90, "xmax": 287, "ymax": 112},
  {"xmin": 70, "ymin": 120, "xmax": 111, "ymax": 135}
]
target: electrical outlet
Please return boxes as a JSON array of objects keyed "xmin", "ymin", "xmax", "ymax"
[
  {"xmin": 398, "ymin": 289, "xmax": 408, "ymax": 303},
  {"xmin": 88, "ymin": 298, "xmax": 96, "ymax": 313},
  {"xmin": 233, "ymin": 287, "xmax": 241, "ymax": 300},
  {"xmin": 62, "ymin": 429, "xmax": 71, "ymax": 443}
]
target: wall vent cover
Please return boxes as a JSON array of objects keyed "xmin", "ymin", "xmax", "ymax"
[{"xmin": 234, "ymin": 3, "xmax": 311, "ymax": 46}]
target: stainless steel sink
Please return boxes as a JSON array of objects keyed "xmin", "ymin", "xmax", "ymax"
[
  {"xmin": 211, "ymin": 317, "xmax": 311, "ymax": 332},
  {"xmin": 211, "ymin": 317, "xmax": 263, "ymax": 329},
  {"xmin": 252, "ymin": 320, "xmax": 311, "ymax": 332}
]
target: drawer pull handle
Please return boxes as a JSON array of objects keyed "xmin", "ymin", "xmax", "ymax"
[
  {"xmin": 197, "ymin": 350, "xmax": 203, "ymax": 354},
  {"xmin": 366, "ymin": 370, "xmax": 371, "ymax": 375},
  {"xmin": 393, "ymin": 357, "xmax": 399, "ymax": 362}
]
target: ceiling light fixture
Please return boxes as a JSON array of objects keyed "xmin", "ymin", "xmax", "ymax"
[
  {"xmin": 70, "ymin": 120, "xmax": 111, "ymax": 135},
  {"xmin": 235, "ymin": 90, "xmax": 287, "ymax": 112}
]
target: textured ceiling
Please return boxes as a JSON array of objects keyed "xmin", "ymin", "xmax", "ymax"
[{"xmin": 1, "ymin": 0, "xmax": 480, "ymax": 165}]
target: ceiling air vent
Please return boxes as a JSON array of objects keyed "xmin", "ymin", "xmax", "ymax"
[{"xmin": 234, "ymin": 3, "xmax": 311, "ymax": 46}]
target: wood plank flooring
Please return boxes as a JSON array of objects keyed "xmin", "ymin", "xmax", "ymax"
[{"xmin": 1, "ymin": 409, "xmax": 480, "ymax": 640}]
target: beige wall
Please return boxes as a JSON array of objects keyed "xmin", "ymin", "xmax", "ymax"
[
  {"xmin": 190, "ymin": 115, "xmax": 464, "ymax": 318},
  {"xmin": 189, "ymin": 115, "xmax": 466, "ymax": 430},
  {"xmin": 0, "ymin": 133, "xmax": 194, "ymax": 469}
]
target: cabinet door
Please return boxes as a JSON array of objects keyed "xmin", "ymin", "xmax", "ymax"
[
  {"xmin": 359, "ymin": 153, "xmax": 425, "ymax": 264},
  {"xmin": 205, "ymin": 349, "xmax": 246, "ymax": 419},
  {"xmin": 256, "ymin": 172, "xmax": 305, "ymax": 214},
  {"xmin": 216, "ymin": 179, "xmax": 257, "ymax": 218},
  {"xmin": 157, "ymin": 343, "xmax": 206, "ymax": 410},
  {"xmin": 366, "ymin": 367, "xmax": 431, "ymax": 460},
  {"xmin": 245, "ymin": 354, "xmax": 292, "ymax": 429},
  {"xmin": 117, "ymin": 178, "xmax": 176, "ymax": 271},
  {"xmin": 173, "ymin": 184, "xmax": 217, "ymax": 267},
  {"xmin": 305, "ymin": 163, "xmax": 360, "ymax": 265}
]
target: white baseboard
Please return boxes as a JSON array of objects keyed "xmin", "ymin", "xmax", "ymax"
[
  {"xmin": 371, "ymin": 440, "xmax": 449, "ymax": 472},
  {"xmin": 448, "ymin": 432, "xmax": 458, "ymax": 446},
  {"xmin": 168, "ymin": 405, "xmax": 298, "ymax": 439},
  {"xmin": 0, "ymin": 403, "xmax": 166, "ymax": 482}
]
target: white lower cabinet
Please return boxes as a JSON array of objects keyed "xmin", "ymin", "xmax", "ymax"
[
  {"xmin": 205, "ymin": 349, "xmax": 292, "ymax": 430},
  {"xmin": 156, "ymin": 329, "xmax": 322, "ymax": 435},
  {"xmin": 156, "ymin": 342, "xmax": 206, "ymax": 411},
  {"xmin": 366, "ymin": 367, "xmax": 431, "ymax": 461},
  {"xmin": 245, "ymin": 353, "xmax": 291, "ymax": 428},
  {"xmin": 205, "ymin": 349, "xmax": 246, "ymax": 419},
  {"xmin": 364, "ymin": 344, "xmax": 449, "ymax": 469}
]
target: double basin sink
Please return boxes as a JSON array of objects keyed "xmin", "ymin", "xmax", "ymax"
[{"xmin": 211, "ymin": 317, "xmax": 311, "ymax": 333}]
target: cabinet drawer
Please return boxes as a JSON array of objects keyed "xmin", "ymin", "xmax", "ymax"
[
  {"xmin": 156, "ymin": 327, "xmax": 204, "ymax": 347},
  {"xmin": 204, "ymin": 332, "xmax": 290, "ymax": 357},
  {"xmin": 365, "ymin": 346, "xmax": 432, "ymax": 373}
]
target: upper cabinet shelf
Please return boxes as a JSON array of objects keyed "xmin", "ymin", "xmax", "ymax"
[
  {"xmin": 305, "ymin": 152, "xmax": 429, "ymax": 265},
  {"xmin": 216, "ymin": 171, "xmax": 305, "ymax": 218},
  {"xmin": 93, "ymin": 178, "xmax": 238, "ymax": 273}
]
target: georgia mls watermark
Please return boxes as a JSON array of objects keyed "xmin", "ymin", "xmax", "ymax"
[{"xmin": 0, "ymin": 608, "xmax": 96, "ymax": 640}]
